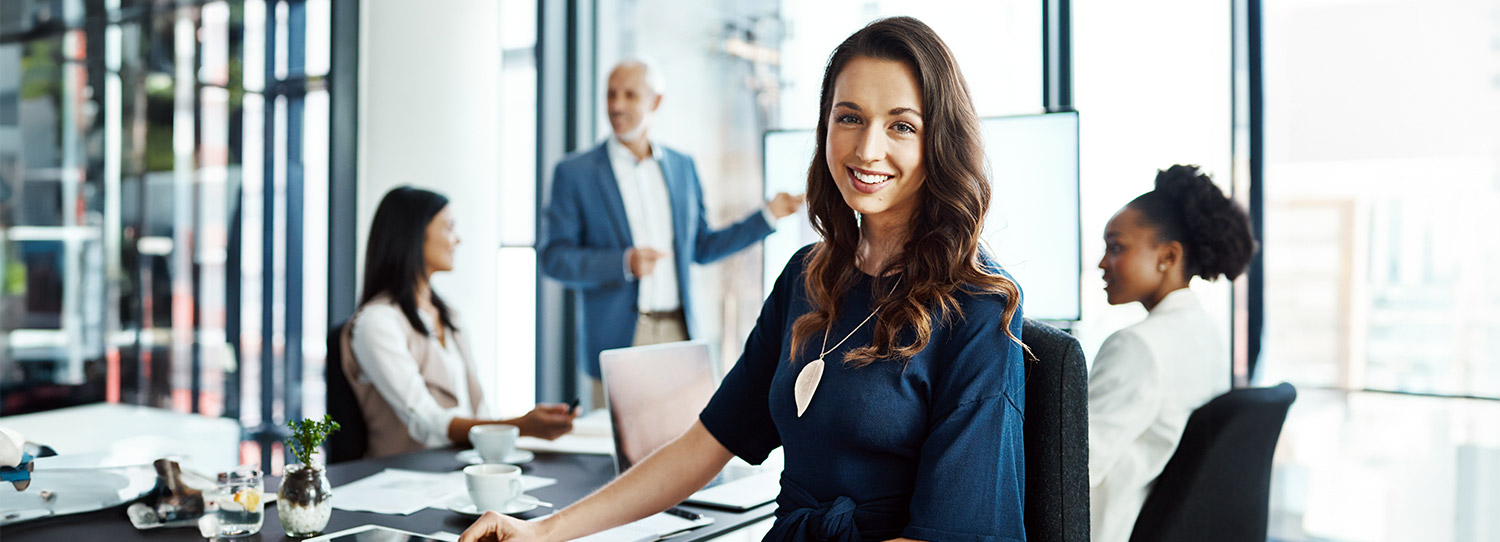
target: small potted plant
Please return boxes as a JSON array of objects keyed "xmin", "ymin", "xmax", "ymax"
[{"xmin": 278, "ymin": 415, "xmax": 339, "ymax": 537}]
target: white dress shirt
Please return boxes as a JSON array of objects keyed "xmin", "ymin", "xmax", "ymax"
[
  {"xmin": 607, "ymin": 137, "xmax": 682, "ymax": 312},
  {"xmin": 349, "ymin": 305, "xmax": 492, "ymax": 447},
  {"xmin": 1087, "ymin": 288, "xmax": 1231, "ymax": 542}
]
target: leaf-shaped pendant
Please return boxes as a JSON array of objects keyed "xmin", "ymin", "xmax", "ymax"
[{"xmin": 794, "ymin": 358, "xmax": 825, "ymax": 418}]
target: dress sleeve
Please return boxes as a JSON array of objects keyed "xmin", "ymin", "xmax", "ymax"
[
  {"xmin": 349, "ymin": 307, "xmax": 467, "ymax": 447},
  {"xmin": 1086, "ymin": 329, "xmax": 1162, "ymax": 487},
  {"xmin": 697, "ymin": 248, "xmax": 804, "ymax": 464},
  {"xmin": 903, "ymin": 304, "xmax": 1028, "ymax": 542}
]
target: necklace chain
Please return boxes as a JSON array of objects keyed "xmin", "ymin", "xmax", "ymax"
[
  {"xmin": 815, "ymin": 277, "xmax": 900, "ymax": 361},
  {"xmin": 817, "ymin": 309, "xmax": 880, "ymax": 360}
]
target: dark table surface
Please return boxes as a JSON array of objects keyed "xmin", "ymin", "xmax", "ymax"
[{"xmin": 2, "ymin": 448, "xmax": 774, "ymax": 541}]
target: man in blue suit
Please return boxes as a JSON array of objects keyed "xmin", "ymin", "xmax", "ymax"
[{"xmin": 541, "ymin": 59, "xmax": 803, "ymax": 407}]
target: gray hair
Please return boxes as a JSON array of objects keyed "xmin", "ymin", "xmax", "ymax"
[{"xmin": 613, "ymin": 57, "xmax": 667, "ymax": 96}]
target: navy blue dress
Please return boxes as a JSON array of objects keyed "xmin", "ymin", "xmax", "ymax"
[{"xmin": 700, "ymin": 245, "xmax": 1027, "ymax": 542}]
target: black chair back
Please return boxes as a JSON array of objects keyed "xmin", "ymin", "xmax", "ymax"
[
  {"xmin": 1021, "ymin": 318, "xmax": 1092, "ymax": 542},
  {"xmin": 325, "ymin": 321, "xmax": 368, "ymax": 463},
  {"xmin": 1128, "ymin": 382, "xmax": 1297, "ymax": 542}
]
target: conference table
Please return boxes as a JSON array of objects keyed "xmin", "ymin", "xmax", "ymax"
[{"xmin": 2, "ymin": 446, "xmax": 776, "ymax": 541}]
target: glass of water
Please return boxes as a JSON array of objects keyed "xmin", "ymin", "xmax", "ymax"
[{"xmin": 208, "ymin": 466, "xmax": 264, "ymax": 537}]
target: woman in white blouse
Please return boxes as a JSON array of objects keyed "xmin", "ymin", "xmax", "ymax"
[
  {"xmin": 342, "ymin": 187, "xmax": 575, "ymax": 459},
  {"xmin": 1088, "ymin": 165, "xmax": 1256, "ymax": 542}
]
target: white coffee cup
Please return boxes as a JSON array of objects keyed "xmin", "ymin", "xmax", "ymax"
[
  {"xmin": 469, "ymin": 424, "xmax": 519, "ymax": 463},
  {"xmin": 464, "ymin": 464, "xmax": 524, "ymax": 512}
]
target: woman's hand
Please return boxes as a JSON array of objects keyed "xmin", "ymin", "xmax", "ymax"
[
  {"xmin": 515, "ymin": 403, "xmax": 576, "ymax": 440},
  {"xmin": 459, "ymin": 510, "xmax": 544, "ymax": 542}
]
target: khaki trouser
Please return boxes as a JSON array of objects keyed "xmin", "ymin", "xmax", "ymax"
[{"xmin": 588, "ymin": 309, "xmax": 690, "ymax": 410}]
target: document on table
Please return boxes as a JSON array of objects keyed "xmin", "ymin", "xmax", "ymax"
[
  {"xmin": 518, "ymin": 408, "xmax": 614, "ymax": 456},
  {"xmin": 546, "ymin": 512, "xmax": 714, "ymax": 542},
  {"xmin": 517, "ymin": 434, "xmax": 614, "ymax": 455},
  {"xmin": 331, "ymin": 468, "xmax": 556, "ymax": 515}
]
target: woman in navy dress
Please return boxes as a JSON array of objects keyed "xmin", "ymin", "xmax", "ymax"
[{"xmin": 461, "ymin": 16, "xmax": 1027, "ymax": 542}]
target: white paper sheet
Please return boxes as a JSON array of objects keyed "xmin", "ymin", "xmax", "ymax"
[
  {"xmin": 570, "ymin": 409, "xmax": 613, "ymax": 437},
  {"xmin": 304, "ymin": 524, "xmax": 460, "ymax": 542},
  {"xmin": 516, "ymin": 434, "xmax": 614, "ymax": 456},
  {"xmin": 331, "ymin": 468, "xmax": 556, "ymax": 515},
  {"xmin": 519, "ymin": 507, "xmax": 711, "ymax": 540},
  {"xmin": 564, "ymin": 512, "xmax": 714, "ymax": 542},
  {"xmin": 517, "ymin": 409, "xmax": 615, "ymax": 456}
]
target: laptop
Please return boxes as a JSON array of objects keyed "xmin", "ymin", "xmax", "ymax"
[{"xmin": 600, "ymin": 341, "xmax": 780, "ymax": 511}]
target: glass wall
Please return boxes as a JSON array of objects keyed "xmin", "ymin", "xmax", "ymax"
[
  {"xmin": 1071, "ymin": 0, "xmax": 1235, "ymax": 364},
  {"xmin": 0, "ymin": 0, "xmax": 331, "ymax": 472},
  {"xmin": 1258, "ymin": 0, "xmax": 1500, "ymax": 539},
  {"xmin": 1259, "ymin": 0, "xmax": 1500, "ymax": 400}
]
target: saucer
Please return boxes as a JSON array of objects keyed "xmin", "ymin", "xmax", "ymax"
[
  {"xmin": 448, "ymin": 494, "xmax": 544, "ymax": 516},
  {"xmin": 457, "ymin": 449, "xmax": 535, "ymax": 465}
]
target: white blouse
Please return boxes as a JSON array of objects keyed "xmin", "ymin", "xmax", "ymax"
[
  {"xmin": 349, "ymin": 305, "xmax": 492, "ymax": 447},
  {"xmin": 1087, "ymin": 288, "xmax": 1231, "ymax": 542}
]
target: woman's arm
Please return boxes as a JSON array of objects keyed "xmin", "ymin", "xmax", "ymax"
[
  {"xmin": 1086, "ymin": 330, "xmax": 1163, "ymax": 488},
  {"xmin": 351, "ymin": 308, "xmax": 470, "ymax": 447},
  {"xmin": 445, "ymin": 404, "xmax": 576, "ymax": 445},
  {"xmin": 458, "ymin": 421, "xmax": 732, "ymax": 542}
]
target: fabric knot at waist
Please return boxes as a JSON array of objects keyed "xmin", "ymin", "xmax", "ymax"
[{"xmin": 766, "ymin": 477, "xmax": 906, "ymax": 542}]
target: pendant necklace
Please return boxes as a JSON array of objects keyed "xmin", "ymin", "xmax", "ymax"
[{"xmin": 794, "ymin": 278, "xmax": 899, "ymax": 418}]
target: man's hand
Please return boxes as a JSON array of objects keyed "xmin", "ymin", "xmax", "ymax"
[
  {"xmin": 767, "ymin": 192, "xmax": 806, "ymax": 220},
  {"xmin": 627, "ymin": 247, "xmax": 664, "ymax": 278},
  {"xmin": 516, "ymin": 403, "xmax": 576, "ymax": 440},
  {"xmin": 459, "ymin": 510, "xmax": 542, "ymax": 542}
]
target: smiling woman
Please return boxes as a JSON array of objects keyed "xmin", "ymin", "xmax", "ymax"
[
  {"xmin": 459, "ymin": 15, "xmax": 1029, "ymax": 542},
  {"xmin": 794, "ymin": 16, "xmax": 1023, "ymax": 369},
  {"xmin": 825, "ymin": 58, "xmax": 927, "ymax": 235}
]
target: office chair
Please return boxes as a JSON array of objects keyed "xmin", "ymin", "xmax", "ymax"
[
  {"xmin": 1021, "ymin": 318, "xmax": 1092, "ymax": 542},
  {"xmin": 325, "ymin": 321, "xmax": 369, "ymax": 463},
  {"xmin": 1128, "ymin": 382, "xmax": 1297, "ymax": 542}
]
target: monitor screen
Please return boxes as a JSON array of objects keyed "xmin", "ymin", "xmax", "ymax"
[{"xmin": 761, "ymin": 111, "xmax": 1081, "ymax": 321}]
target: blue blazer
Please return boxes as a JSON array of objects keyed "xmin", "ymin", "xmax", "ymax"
[{"xmin": 540, "ymin": 142, "xmax": 774, "ymax": 379}]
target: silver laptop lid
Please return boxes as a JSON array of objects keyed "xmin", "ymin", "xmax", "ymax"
[{"xmin": 599, "ymin": 341, "xmax": 719, "ymax": 475}]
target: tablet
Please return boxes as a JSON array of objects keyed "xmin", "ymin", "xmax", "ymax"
[{"xmin": 306, "ymin": 524, "xmax": 452, "ymax": 542}]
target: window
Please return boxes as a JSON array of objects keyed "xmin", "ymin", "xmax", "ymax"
[
  {"xmin": 0, "ymin": 0, "xmax": 332, "ymax": 473},
  {"xmin": 1259, "ymin": 0, "xmax": 1500, "ymax": 400},
  {"xmin": 1257, "ymin": 1, "xmax": 1500, "ymax": 539},
  {"xmin": 495, "ymin": 0, "xmax": 540, "ymax": 413},
  {"xmin": 1071, "ymin": 0, "xmax": 1235, "ymax": 365}
]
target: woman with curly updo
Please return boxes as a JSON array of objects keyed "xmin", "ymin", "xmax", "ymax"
[{"xmin": 1088, "ymin": 164, "xmax": 1257, "ymax": 542}]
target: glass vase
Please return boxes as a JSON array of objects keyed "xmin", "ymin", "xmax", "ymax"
[{"xmin": 276, "ymin": 463, "xmax": 333, "ymax": 537}]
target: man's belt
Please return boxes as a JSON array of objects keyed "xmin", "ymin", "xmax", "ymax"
[{"xmin": 639, "ymin": 308, "xmax": 684, "ymax": 320}]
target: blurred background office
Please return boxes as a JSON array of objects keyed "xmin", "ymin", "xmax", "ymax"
[{"xmin": 0, "ymin": 0, "xmax": 1497, "ymax": 541}]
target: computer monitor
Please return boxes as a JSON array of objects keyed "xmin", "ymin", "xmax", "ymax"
[{"xmin": 761, "ymin": 111, "xmax": 1082, "ymax": 321}]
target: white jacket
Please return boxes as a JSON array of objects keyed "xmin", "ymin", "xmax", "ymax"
[{"xmin": 1088, "ymin": 288, "xmax": 1231, "ymax": 542}]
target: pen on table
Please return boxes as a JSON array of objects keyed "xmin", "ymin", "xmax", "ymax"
[{"xmin": 663, "ymin": 506, "xmax": 702, "ymax": 521}]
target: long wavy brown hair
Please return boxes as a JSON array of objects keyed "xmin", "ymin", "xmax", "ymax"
[{"xmin": 790, "ymin": 16, "xmax": 1023, "ymax": 367}]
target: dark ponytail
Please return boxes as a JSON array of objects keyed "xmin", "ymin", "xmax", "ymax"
[{"xmin": 1127, "ymin": 165, "xmax": 1257, "ymax": 281}]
